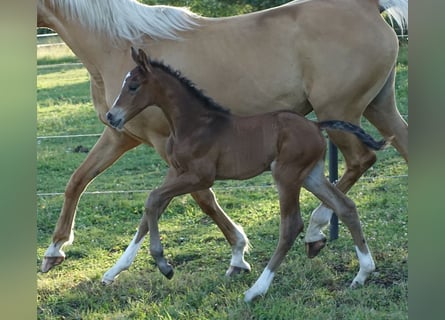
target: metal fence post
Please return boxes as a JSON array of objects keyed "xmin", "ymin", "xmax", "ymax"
[{"xmin": 328, "ymin": 140, "xmax": 339, "ymax": 241}]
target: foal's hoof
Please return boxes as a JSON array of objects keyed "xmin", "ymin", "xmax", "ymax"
[
  {"xmin": 41, "ymin": 256, "xmax": 65, "ymax": 273},
  {"xmin": 160, "ymin": 265, "xmax": 174, "ymax": 280},
  {"xmin": 306, "ymin": 238, "xmax": 327, "ymax": 258},
  {"xmin": 225, "ymin": 265, "xmax": 251, "ymax": 277}
]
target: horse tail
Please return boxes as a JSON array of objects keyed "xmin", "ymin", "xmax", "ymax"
[
  {"xmin": 317, "ymin": 120, "xmax": 389, "ymax": 151},
  {"xmin": 378, "ymin": 0, "xmax": 408, "ymax": 32}
]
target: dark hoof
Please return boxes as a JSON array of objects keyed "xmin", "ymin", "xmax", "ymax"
[
  {"xmin": 41, "ymin": 256, "xmax": 65, "ymax": 273},
  {"xmin": 306, "ymin": 238, "xmax": 327, "ymax": 258},
  {"xmin": 226, "ymin": 265, "xmax": 251, "ymax": 277},
  {"xmin": 165, "ymin": 268, "xmax": 174, "ymax": 279},
  {"xmin": 160, "ymin": 265, "xmax": 174, "ymax": 279}
]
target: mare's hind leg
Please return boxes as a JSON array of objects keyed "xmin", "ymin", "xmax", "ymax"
[
  {"xmin": 244, "ymin": 161, "xmax": 305, "ymax": 302},
  {"xmin": 190, "ymin": 189, "xmax": 251, "ymax": 275},
  {"xmin": 42, "ymin": 127, "xmax": 140, "ymax": 273},
  {"xmin": 364, "ymin": 67, "xmax": 408, "ymax": 161},
  {"xmin": 304, "ymin": 160, "xmax": 375, "ymax": 287}
]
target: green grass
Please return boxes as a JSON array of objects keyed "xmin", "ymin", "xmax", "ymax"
[
  {"xmin": 37, "ymin": 43, "xmax": 80, "ymax": 65},
  {"xmin": 37, "ymin": 38, "xmax": 407, "ymax": 320}
]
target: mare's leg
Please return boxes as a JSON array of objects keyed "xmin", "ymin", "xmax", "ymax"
[
  {"xmin": 244, "ymin": 161, "xmax": 305, "ymax": 302},
  {"xmin": 364, "ymin": 67, "xmax": 408, "ymax": 161},
  {"xmin": 190, "ymin": 189, "xmax": 251, "ymax": 275},
  {"xmin": 304, "ymin": 160, "xmax": 375, "ymax": 287},
  {"xmin": 41, "ymin": 127, "xmax": 140, "ymax": 272}
]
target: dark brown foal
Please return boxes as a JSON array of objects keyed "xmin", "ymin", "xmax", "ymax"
[{"xmin": 103, "ymin": 48, "xmax": 385, "ymax": 301}]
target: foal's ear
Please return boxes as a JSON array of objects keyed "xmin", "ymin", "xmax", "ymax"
[{"xmin": 131, "ymin": 47, "xmax": 152, "ymax": 73}]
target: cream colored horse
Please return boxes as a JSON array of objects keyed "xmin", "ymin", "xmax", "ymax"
[{"xmin": 38, "ymin": 0, "xmax": 408, "ymax": 280}]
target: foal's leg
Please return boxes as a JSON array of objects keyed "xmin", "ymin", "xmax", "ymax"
[
  {"xmin": 102, "ymin": 187, "xmax": 250, "ymax": 283},
  {"xmin": 244, "ymin": 162, "xmax": 305, "ymax": 302},
  {"xmin": 190, "ymin": 189, "xmax": 251, "ymax": 276},
  {"xmin": 303, "ymin": 160, "xmax": 375, "ymax": 287},
  {"xmin": 143, "ymin": 169, "xmax": 214, "ymax": 279},
  {"xmin": 41, "ymin": 127, "xmax": 140, "ymax": 272},
  {"xmin": 304, "ymin": 130, "xmax": 377, "ymax": 258}
]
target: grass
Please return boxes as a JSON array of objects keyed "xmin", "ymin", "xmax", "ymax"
[{"xmin": 37, "ymin": 37, "xmax": 407, "ymax": 320}]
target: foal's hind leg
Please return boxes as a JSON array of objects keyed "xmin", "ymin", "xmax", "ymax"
[
  {"xmin": 304, "ymin": 160, "xmax": 375, "ymax": 287},
  {"xmin": 304, "ymin": 129, "xmax": 377, "ymax": 258},
  {"xmin": 190, "ymin": 189, "xmax": 251, "ymax": 275}
]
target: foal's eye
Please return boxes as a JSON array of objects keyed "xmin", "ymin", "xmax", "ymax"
[{"xmin": 128, "ymin": 83, "xmax": 139, "ymax": 92}]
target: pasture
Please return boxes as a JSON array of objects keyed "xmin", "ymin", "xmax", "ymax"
[{"xmin": 37, "ymin": 40, "xmax": 408, "ymax": 319}]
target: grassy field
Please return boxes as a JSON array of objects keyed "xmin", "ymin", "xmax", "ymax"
[{"xmin": 36, "ymin": 37, "xmax": 408, "ymax": 319}]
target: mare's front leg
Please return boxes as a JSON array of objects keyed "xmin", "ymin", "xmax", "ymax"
[
  {"xmin": 304, "ymin": 160, "xmax": 375, "ymax": 287},
  {"xmin": 41, "ymin": 127, "xmax": 140, "ymax": 272},
  {"xmin": 190, "ymin": 189, "xmax": 251, "ymax": 276}
]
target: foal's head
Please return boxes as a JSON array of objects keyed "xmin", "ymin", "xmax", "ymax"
[{"xmin": 107, "ymin": 47, "xmax": 159, "ymax": 130}]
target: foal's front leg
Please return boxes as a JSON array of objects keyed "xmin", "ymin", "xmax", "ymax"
[{"xmin": 144, "ymin": 169, "xmax": 214, "ymax": 279}]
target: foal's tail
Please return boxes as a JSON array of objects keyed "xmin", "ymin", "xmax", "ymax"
[{"xmin": 317, "ymin": 120, "xmax": 389, "ymax": 151}]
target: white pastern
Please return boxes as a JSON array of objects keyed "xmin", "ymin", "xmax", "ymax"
[
  {"xmin": 227, "ymin": 227, "xmax": 251, "ymax": 274},
  {"xmin": 244, "ymin": 268, "xmax": 275, "ymax": 302},
  {"xmin": 305, "ymin": 204, "xmax": 333, "ymax": 243},
  {"xmin": 44, "ymin": 241, "xmax": 65, "ymax": 258},
  {"xmin": 351, "ymin": 245, "xmax": 376, "ymax": 288},
  {"xmin": 102, "ymin": 232, "xmax": 145, "ymax": 284}
]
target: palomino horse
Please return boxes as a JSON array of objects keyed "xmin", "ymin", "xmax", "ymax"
[
  {"xmin": 104, "ymin": 48, "xmax": 387, "ymax": 301},
  {"xmin": 38, "ymin": 0, "xmax": 408, "ymax": 275}
]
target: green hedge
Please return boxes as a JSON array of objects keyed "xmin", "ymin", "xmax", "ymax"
[{"xmin": 141, "ymin": 0, "xmax": 289, "ymax": 17}]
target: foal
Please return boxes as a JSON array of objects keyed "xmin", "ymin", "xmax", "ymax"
[{"xmin": 105, "ymin": 48, "xmax": 385, "ymax": 302}]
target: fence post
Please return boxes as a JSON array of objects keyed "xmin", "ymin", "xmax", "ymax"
[{"xmin": 328, "ymin": 140, "xmax": 339, "ymax": 241}]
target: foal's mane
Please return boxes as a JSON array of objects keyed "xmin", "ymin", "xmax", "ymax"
[
  {"xmin": 149, "ymin": 60, "xmax": 230, "ymax": 115},
  {"xmin": 47, "ymin": 0, "xmax": 200, "ymax": 41}
]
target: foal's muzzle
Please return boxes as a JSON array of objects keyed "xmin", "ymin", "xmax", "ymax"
[{"xmin": 106, "ymin": 111, "xmax": 124, "ymax": 130}]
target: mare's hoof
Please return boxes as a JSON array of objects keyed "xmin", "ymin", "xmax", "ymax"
[
  {"xmin": 41, "ymin": 256, "xmax": 65, "ymax": 273},
  {"xmin": 305, "ymin": 238, "xmax": 327, "ymax": 259},
  {"xmin": 225, "ymin": 265, "xmax": 251, "ymax": 277}
]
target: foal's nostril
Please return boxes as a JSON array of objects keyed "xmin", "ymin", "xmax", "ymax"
[{"xmin": 106, "ymin": 111, "xmax": 113, "ymax": 122}]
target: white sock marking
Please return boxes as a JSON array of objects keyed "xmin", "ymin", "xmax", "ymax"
[
  {"xmin": 351, "ymin": 245, "xmax": 375, "ymax": 287},
  {"xmin": 102, "ymin": 232, "xmax": 145, "ymax": 284},
  {"xmin": 244, "ymin": 268, "xmax": 275, "ymax": 302},
  {"xmin": 305, "ymin": 204, "xmax": 333, "ymax": 243}
]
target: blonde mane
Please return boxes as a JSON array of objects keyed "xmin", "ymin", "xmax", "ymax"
[{"xmin": 47, "ymin": 0, "xmax": 200, "ymax": 41}]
